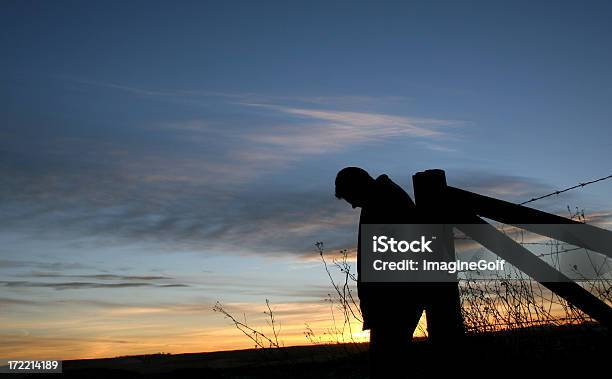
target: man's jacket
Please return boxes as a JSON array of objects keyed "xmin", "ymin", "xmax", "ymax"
[{"xmin": 357, "ymin": 174, "xmax": 421, "ymax": 330}]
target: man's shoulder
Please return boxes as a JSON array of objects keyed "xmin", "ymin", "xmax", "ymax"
[
  {"xmin": 374, "ymin": 174, "xmax": 392, "ymax": 187},
  {"xmin": 374, "ymin": 174, "xmax": 402, "ymax": 192},
  {"xmin": 373, "ymin": 174, "xmax": 416, "ymax": 208}
]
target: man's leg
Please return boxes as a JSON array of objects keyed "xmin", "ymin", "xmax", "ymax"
[
  {"xmin": 369, "ymin": 326, "xmax": 411, "ymax": 379},
  {"xmin": 369, "ymin": 306, "xmax": 423, "ymax": 379}
]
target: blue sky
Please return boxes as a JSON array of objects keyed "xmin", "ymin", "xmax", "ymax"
[{"xmin": 1, "ymin": 0, "xmax": 612, "ymax": 359}]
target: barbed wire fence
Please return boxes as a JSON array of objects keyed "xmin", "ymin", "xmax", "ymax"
[
  {"xmin": 214, "ymin": 173, "xmax": 612, "ymax": 348},
  {"xmin": 317, "ymin": 172, "xmax": 612, "ymax": 340},
  {"xmin": 460, "ymin": 173, "xmax": 612, "ymax": 333}
]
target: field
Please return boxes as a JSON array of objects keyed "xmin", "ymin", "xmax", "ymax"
[{"xmin": 13, "ymin": 323, "xmax": 606, "ymax": 378}]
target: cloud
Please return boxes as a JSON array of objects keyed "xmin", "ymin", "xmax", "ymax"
[
  {"xmin": 16, "ymin": 78, "xmax": 598, "ymax": 263},
  {"xmin": 71, "ymin": 78, "xmax": 411, "ymax": 108},
  {"xmin": 583, "ymin": 210, "xmax": 612, "ymax": 226},
  {"xmin": 0, "ymin": 297, "xmax": 40, "ymax": 306},
  {"xmin": 0, "ymin": 281, "xmax": 189, "ymax": 290},
  {"xmin": 4, "ymin": 134, "xmax": 609, "ymax": 262},
  {"xmin": 1, "ymin": 151, "xmax": 358, "ymax": 255},
  {"xmin": 28, "ymin": 273, "xmax": 174, "ymax": 281},
  {"xmin": 447, "ymin": 170, "xmax": 561, "ymax": 204},
  {"xmin": 1, "ymin": 270, "xmax": 190, "ymax": 291},
  {"xmin": 1, "ymin": 79, "xmax": 602, "ymax": 283},
  {"xmin": 69, "ymin": 78, "xmax": 242, "ymax": 99},
  {"xmin": 0, "ymin": 260, "xmax": 90, "ymax": 271},
  {"xmin": 258, "ymin": 105, "xmax": 456, "ymax": 135},
  {"xmin": 242, "ymin": 104, "xmax": 459, "ymax": 155}
]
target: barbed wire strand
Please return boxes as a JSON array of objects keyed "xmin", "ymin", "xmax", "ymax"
[{"xmin": 519, "ymin": 174, "xmax": 612, "ymax": 205}]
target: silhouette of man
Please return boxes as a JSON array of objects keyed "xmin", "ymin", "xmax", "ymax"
[{"xmin": 335, "ymin": 167, "xmax": 424, "ymax": 378}]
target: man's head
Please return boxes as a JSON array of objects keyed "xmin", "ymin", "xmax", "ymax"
[{"xmin": 335, "ymin": 167, "xmax": 375, "ymax": 208}]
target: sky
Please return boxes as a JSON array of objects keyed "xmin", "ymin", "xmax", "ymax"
[{"xmin": 1, "ymin": 0, "xmax": 612, "ymax": 360}]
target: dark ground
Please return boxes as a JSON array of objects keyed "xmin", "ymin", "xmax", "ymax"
[{"xmin": 11, "ymin": 323, "xmax": 611, "ymax": 378}]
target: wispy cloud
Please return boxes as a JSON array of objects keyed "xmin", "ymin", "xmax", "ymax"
[
  {"xmin": 256, "ymin": 104, "xmax": 457, "ymax": 135},
  {"xmin": 69, "ymin": 78, "xmax": 241, "ymax": 99},
  {"xmin": 145, "ymin": 103, "xmax": 461, "ymax": 187},
  {"xmin": 71, "ymin": 78, "xmax": 411, "ymax": 107},
  {"xmin": 0, "ymin": 281, "xmax": 189, "ymax": 290},
  {"xmin": 1, "ymin": 270, "xmax": 190, "ymax": 291},
  {"xmin": 28, "ymin": 273, "xmax": 175, "ymax": 281},
  {"xmin": 0, "ymin": 78, "xmax": 475, "ymax": 262},
  {"xmin": 242, "ymin": 104, "xmax": 460, "ymax": 155},
  {"xmin": 0, "ymin": 260, "xmax": 90, "ymax": 270},
  {"xmin": 448, "ymin": 171, "xmax": 560, "ymax": 203}
]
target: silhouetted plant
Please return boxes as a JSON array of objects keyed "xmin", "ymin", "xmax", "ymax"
[{"xmin": 213, "ymin": 300, "xmax": 281, "ymax": 349}]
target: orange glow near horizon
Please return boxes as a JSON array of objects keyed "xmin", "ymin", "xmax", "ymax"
[
  {"xmin": 0, "ymin": 279, "xmax": 599, "ymax": 362},
  {"xmin": 1, "ymin": 299, "xmax": 428, "ymax": 362}
]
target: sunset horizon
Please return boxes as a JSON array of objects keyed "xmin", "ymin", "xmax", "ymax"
[{"xmin": 2, "ymin": 1, "xmax": 611, "ymax": 376}]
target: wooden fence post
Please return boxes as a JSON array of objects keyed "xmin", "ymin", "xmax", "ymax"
[{"xmin": 412, "ymin": 169, "xmax": 465, "ymax": 341}]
